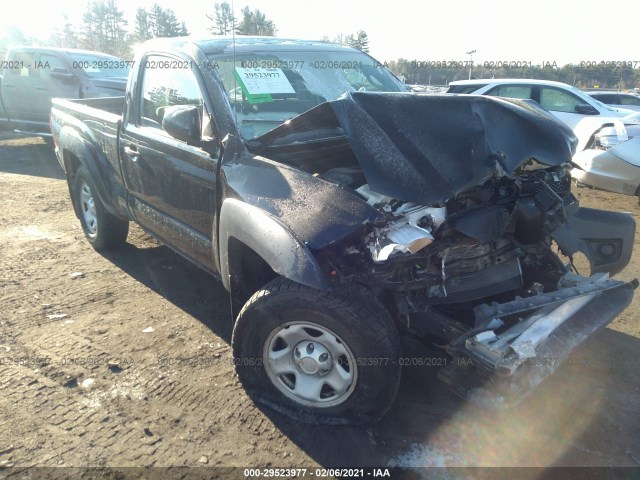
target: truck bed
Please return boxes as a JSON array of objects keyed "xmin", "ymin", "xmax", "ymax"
[
  {"xmin": 50, "ymin": 96, "xmax": 126, "ymax": 207},
  {"xmin": 52, "ymin": 96, "xmax": 125, "ymax": 125}
]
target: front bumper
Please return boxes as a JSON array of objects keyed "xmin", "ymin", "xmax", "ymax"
[{"xmin": 440, "ymin": 275, "xmax": 637, "ymax": 405}]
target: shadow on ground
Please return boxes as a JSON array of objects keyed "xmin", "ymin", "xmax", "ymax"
[
  {"xmin": 0, "ymin": 134, "xmax": 64, "ymax": 180},
  {"xmin": 102, "ymin": 241, "xmax": 233, "ymax": 343}
]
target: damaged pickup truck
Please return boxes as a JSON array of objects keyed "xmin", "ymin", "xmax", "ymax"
[{"xmin": 50, "ymin": 37, "xmax": 637, "ymax": 425}]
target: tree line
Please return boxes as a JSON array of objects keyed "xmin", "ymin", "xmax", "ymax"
[
  {"xmin": 386, "ymin": 59, "xmax": 639, "ymax": 90},
  {"xmin": 0, "ymin": 0, "xmax": 371, "ymax": 61},
  {"xmin": 1, "ymin": 0, "xmax": 282, "ymax": 59},
  {"xmin": 1, "ymin": 0, "xmax": 636, "ymax": 90}
]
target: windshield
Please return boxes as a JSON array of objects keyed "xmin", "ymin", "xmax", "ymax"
[
  {"xmin": 591, "ymin": 98, "xmax": 619, "ymax": 113},
  {"xmin": 207, "ymin": 49, "xmax": 407, "ymax": 138},
  {"xmin": 447, "ymin": 84, "xmax": 488, "ymax": 94},
  {"xmin": 69, "ymin": 53, "xmax": 130, "ymax": 79}
]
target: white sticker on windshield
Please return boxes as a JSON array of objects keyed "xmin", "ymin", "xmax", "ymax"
[{"xmin": 234, "ymin": 68, "xmax": 295, "ymax": 95}]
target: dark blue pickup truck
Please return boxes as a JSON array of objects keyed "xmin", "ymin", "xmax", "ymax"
[{"xmin": 50, "ymin": 36, "xmax": 637, "ymax": 425}]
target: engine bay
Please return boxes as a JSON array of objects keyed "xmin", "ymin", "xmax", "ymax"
[{"xmin": 317, "ymin": 162, "xmax": 577, "ymax": 328}]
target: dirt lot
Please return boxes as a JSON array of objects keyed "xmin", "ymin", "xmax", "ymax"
[{"xmin": 0, "ymin": 133, "xmax": 639, "ymax": 473}]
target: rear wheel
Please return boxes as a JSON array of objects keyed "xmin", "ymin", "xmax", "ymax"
[
  {"xmin": 232, "ymin": 278, "xmax": 401, "ymax": 425},
  {"xmin": 73, "ymin": 165, "xmax": 128, "ymax": 250}
]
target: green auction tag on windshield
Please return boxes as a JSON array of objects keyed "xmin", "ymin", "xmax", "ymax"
[{"xmin": 234, "ymin": 67, "xmax": 294, "ymax": 104}]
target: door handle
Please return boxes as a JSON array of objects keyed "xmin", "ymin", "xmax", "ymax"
[{"xmin": 124, "ymin": 145, "xmax": 139, "ymax": 162}]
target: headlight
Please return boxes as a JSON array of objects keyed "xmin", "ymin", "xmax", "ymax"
[{"xmin": 594, "ymin": 121, "xmax": 629, "ymax": 150}]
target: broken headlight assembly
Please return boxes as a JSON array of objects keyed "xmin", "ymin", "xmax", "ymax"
[{"xmin": 593, "ymin": 121, "xmax": 630, "ymax": 150}]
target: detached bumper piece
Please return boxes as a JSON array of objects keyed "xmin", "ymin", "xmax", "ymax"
[{"xmin": 439, "ymin": 274, "xmax": 637, "ymax": 406}]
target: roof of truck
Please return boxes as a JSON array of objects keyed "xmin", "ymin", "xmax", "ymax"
[
  {"xmin": 6, "ymin": 46, "xmax": 122, "ymax": 58},
  {"xmin": 141, "ymin": 36, "xmax": 359, "ymax": 55}
]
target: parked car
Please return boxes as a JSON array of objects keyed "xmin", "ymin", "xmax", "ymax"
[
  {"xmin": 50, "ymin": 37, "xmax": 636, "ymax": 425},
  {"xmin": 0, "ymin": 46, "xmax": 129, "ymax": 138},
  {"xmin": 622, "ymin": 111, "xmax": 640, "ymax": 125},
  {"xmin": 572, "ymin": 121, "xmax": 640, "ymax": 201},
  {"xmin": 447, "ymin": 79, "xmax": 633, "ymax": 151},
  {"xmin": 587, "ymin": 91, "xmax": 640, "ymax": 112}
]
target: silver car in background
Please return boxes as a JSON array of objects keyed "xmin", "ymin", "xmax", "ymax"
[{"xmin": 572, "ymin": 112, "xmax": 640, "ymax": 201}]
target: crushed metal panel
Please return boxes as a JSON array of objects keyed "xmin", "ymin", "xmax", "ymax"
[{"xmin": 256, "ymin": 93, "xmax": 577, "ymax": 205}]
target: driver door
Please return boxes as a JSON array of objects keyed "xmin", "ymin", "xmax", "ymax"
[{"xmin": 120, "ymin": 54, "xmax": 219, "ymax": 269}]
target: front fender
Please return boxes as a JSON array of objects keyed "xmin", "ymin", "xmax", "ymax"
[{"xmin": 219, "ymin": 198, "xmax": 329, "ymax": 292}]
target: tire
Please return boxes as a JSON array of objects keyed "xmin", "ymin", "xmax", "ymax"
[
  {"xmin": 42, "ymin": 136, "xmax": 55, "ymax": 148},
  {"xmin": 232, "ymin": 278, "xmax": 401, "ymax": 425},
  {"xmin": 73, "ymin": 165, "xmax": 128, "ymax": 250}
]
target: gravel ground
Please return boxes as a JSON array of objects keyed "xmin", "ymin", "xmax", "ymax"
[{"xmin": 0, "ymin": 133, "xmax": 639, "ymax": 475}]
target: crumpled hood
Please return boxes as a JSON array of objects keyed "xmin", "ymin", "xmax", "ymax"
[{"xmin": 255, "ymin": 92, "xmax": 577, "ymax": 205}]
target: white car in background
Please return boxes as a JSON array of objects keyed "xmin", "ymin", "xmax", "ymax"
[
  {"xmin": 448, "ymin": 79, "xmax": 639, "ymax": 200},
  {"xmin": 572, "ymin": 120, "xmax": 640, "ymax": 201},
  {"xmin": 447, "ymin": 79, "xmax": 633, "ymax": 151},
  {"xmin": 586, "ymin": 91, "xmax": 640, "ymax": 112},
  {"xmin": 622, "ymin": 111, "xmax": 640, "ymax": 125}
]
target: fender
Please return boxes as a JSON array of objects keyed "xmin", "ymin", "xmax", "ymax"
[
  {"xmin": 219, "ymin": 198, "xmax": 329, "ymax": 292},
  {"xmin": 58, "ymin": 123, "xmax": 128, "ymax": 220}
]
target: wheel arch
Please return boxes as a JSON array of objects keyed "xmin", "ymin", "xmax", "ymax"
[
  {"xmin": 219, "ymin": 198, "xmax": 330, "ymax": 318},
  {"xmin": 59, "ymin": 126, "xmax": 121, "ymax": 219}
]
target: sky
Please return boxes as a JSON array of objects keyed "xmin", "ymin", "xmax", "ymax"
[{"xmin": 2, "ymin": 0, "xmax": 639, "ymax": 65}]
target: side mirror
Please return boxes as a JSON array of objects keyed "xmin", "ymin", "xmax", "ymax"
[
  {"xmin": 575, "ymin": 104, "xmax": 599, "ymax": 115},
  {"xmin": 50, "ymin": 67, "xmax": 76, "ymax": 83},
  {"xmin": 162, "ymin": 105, "xmax": 201, "ymax": 144}
]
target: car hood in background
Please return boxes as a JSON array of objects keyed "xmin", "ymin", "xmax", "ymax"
[
  {"xmin": 255, "ymin": 92, "xmax": 577, "ymax": 205},
  {"xmin": 90, "ymin": 77, "xmax": 128, "ymax": 92}
]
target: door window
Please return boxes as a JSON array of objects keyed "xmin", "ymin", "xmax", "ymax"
[
  {"xmin": 138, "ymin": 55, "xmax": 203, "ymax": 135},
  {"xmin": 6, "ymin": 52, "xmax": 38, "ymax": 77},
  {"xmin": 39, "ymin": 54, "xmax": 68, "ymax": 80},
  {"xmin": 619, "ymin": 95, "xmax": 640, "ymax": 106},
  {"xmin": 593, "ymin": 94, "xmax": 618, "ymax": 103},
  {"xmin": 539, "ymin": 87, "xmax": 584, "ymax": 113},
  {"xmin": 490, "ymin": 85, "xmax": 533, "ymax": 100}
]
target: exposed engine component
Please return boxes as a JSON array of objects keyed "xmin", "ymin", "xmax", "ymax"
[
  {"xmin": 356, "ymin": 190, "xmax": 447, "ymax": 262},
  {"xmin": 430, "ymin": 238, "xmax": 523, "ymax": 303},
  {"xmin": 338, "ymin": 167, "xmax": 577, "ymax": 312}
]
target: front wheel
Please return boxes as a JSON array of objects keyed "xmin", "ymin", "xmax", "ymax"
[
  {"xmin": 232, "ymin": 278, "xmax": 401, "ymax": 425},
  {"xmin": 73, "ymin": 165, "xmax": 128, "ymax": 250}
]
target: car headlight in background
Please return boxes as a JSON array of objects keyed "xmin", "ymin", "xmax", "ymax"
[{"xmin": 594, "ymin": 120, "xmax": 630, "ymax": 150}]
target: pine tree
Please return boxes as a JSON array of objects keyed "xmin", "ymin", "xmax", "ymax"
[
  {"xmin": 351, "ymin": 30, "xmax": 369, "ymax": 53},
  {"xmin": 134, "ymin": 8, "xmax": 153, "ymax": 42},
  {"xmin": 80, "ymin": 0, "xmax": 128, "ymax": 57},
  {"xmin": 148, "ymin": 4, "xmax": 165, "ymax": 38},
  {"xmin": 236, "ymin": 7, "xmax": 277, "ymax": 36},
  {"xmin": 147, "ymin": 4, "xmax": 187, "ymax": 38},
  {"xmin": 208, "ymin": 2, "xmax": 236, "ymax": 35},
  {"xmin": 49, "ymin": 15, "xmax": 79, "ymax": 48}
]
